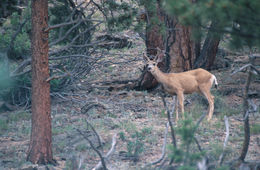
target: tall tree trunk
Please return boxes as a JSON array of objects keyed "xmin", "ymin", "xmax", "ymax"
[
  {"xmin": 194, "ymin": 21, "xmax": 221, "ymax": 70},
  {"xmin": 138, "ymin": 2, "xmax": 165, "ymax": 90},
  {"xmin": 27, "ymin": 0, "xmax": 54, "ymax": 164}
]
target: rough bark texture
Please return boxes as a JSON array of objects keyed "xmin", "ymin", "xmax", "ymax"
[
  {"xmin": 139, "ymin": 2, "xmax": 165, "ymax": 90},
  {"xmin": 168, "ymin": 24, "xmax": 196, "ymax": 72},
  {"xmin": 27, "ymin": 0, "xmax": 54, "ymax": 164},
  {"xmin": 194, "ymin": 22, "xmax": 220, "ymax": 70}
]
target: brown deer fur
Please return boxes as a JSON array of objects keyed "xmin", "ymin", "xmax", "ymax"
[{"xmin": 143, "ymin": 49, "xmax": 218, "ymax": 121}]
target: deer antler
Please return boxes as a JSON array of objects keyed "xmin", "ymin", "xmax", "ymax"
[{"xmin": 143, "ymin": 52, "xmax": 150, "ymax": 61}]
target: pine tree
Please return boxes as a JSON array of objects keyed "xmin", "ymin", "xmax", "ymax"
[{"xmin": 164, "ymin": 0, "xmax": 260, "ymax": 48}]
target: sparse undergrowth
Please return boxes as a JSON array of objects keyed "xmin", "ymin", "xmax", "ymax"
[{"xmin": 0, "ymin": 38, "xmax": 259, "ymax": 170}]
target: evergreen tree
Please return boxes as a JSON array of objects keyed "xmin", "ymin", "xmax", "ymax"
[{"xmin": 164, "ymin": 0, "xmax": 260, "ymax": 48}]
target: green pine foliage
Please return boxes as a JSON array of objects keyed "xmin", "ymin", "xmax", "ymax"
[
  {"xmin": 49, "ymin": 0, "xmax": 93, "ymax": 46},
  {"xmin": 102, "ymin": 0, "xmax": 139, "ymax": 32},
  {"xmin": 164, "ymin": 0, "xmax": 260, "ymax": 48},
  {"xmin": 168, "ymin": 115, "xmax": 205, "ymax": 168},
  {"xmin": 0, "ymin": 0, "xmax": 18, "ymax": 24},
  {"xmin": 0, "ymin": 9, "xmax": 31, "ymax": 60}
]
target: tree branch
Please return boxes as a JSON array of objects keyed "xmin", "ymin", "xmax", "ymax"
[
  {"xmin": 46, "ymin": 72, "xmax": 71, "ymax": 82},
  {"xmin": 77, "ymin": 129, "xmax": 108, "ymax": 170},
  {"xmin": 93, "ymin": 133, "xmax": 117, "ymax": 170},
  {"xmin": 160, "ymin": 95, "xmax": 177, "ymax": 147},
  {"xmin": 86, "ymin": 119, "xmax": 104, "ymax": 148},
  {"xmin": 218, "ymin": 116, "xmax": 230, "ymax": 166}
]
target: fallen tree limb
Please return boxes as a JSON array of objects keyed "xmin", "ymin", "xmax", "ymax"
[
  {"xmin": 81, "ymin": 102, "xmax": 107, "ymax": 114},
  {"xmin": 46, "ymin": 73, "xmax": 71, "ymax": 82},
  {"xmin": 77, "ymin": 129, "xmax": 108, "ymax": 170},
  {"xmin": 85, "ymin": 119, "xmax": 104, "ymax": 148},
  {"xmin": 218, "ymin": 116, "xmax": 230, "ymax": 166},
  {"xmin": 93, "ymin": 133, "xmax": 117, "ymax": 170}
]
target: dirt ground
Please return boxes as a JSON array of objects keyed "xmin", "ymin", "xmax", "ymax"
[{"xmin": 0, "ymin": 33, "xmax": 259, "ymax": 169}]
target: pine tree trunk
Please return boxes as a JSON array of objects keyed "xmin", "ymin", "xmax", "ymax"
[
  {"xmin": 138, "ymin": 2, "xmax": 165, "ymax": 90},
  {"xmin": 27, "ymin": 0, "xmax": 54, "ymax": 164},
  {"xmin": 194, "ymin": 21, "xmax": 220, "ymax": 69}
]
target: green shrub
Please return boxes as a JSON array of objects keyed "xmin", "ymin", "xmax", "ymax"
[
  {"xmin": 168, "ymin": 114, "xmax": 205, "ymax": 167},
  {"xmin": 0, "ymin": 11, "xmax": 31, "ymax": 60},
  {"xmin": 126, "ymin": 131, "xmax": 145, "ymax": 161},
  {"xmin": 251, "ymin": 123, "xmax": 260, "ymax": 135}
]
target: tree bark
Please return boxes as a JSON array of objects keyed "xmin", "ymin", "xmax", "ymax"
[
  {"xmin": 27, "ymin": 0, "xmax": 54, "ymax": 164},
  {"xmin": 138, "ymin": 2, "xmax": 165, "ymax": 90},
  {"xmin": 194, "ymin": 21, "xmax": 220, "ymax": 70}
]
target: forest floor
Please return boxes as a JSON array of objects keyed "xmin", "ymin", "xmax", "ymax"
[{"xmin": 0, "ymin": 32, "xmax": 259, "ymax": 170}]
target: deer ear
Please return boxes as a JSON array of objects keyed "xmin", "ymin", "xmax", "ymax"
[
  {"xmin": 156, "ymin": 47, "xmax": 162, "ymax": 55},
  {"xmin": 155, "ymin": 52, "xmax": 165, "ymax": 63},
  {"xmin": 143, "ymin": 53, "xmax": 150, "ymax": 62}
]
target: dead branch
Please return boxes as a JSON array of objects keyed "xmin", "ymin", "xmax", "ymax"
[
  {"xmin": 231, "ymin": 63, "xmax": 260, "ymax": 76},
  {"xmin": 238, "ymin": 54, "xmax": 259, "ymax": 161},
  {"xmin": 90, "ymin": 0, "xmax": 108, "ymax": 21},
  {"xmin": 218, "ymin": 116, "xmax": 230, "ymax": 166},
  {"xmin": 46, "ymin": 73, "xmax": 71, "ymax": 82},
  {"xmin": 49, "ymin": 20, "xmax": 83, "ymax": 46},
  {"xmin": 81, "ymin": 102, "xmax": 107, "ymax": 114},
  {"xmin": 49, "ymin": 54, "xmax": 91, "ymax": 60},
  {"xmin": 160, "ymin": 95, "xmax": 177, "ymax": 148},
  {"xmin": 77, "ymin": 129, "xmax": 108, "ymax": 170},
  {"xmin": 85, "ymin": 119, "xmax": 104, "ymax": 148},
  {"xmin": 10, "ymin": 58, "xmax": 31, "ymax": 77},
  {"xmin": 194, "ymin": 136, "xmax": 203, "ymax": 152},
  {"xmin": 49, "ymin": 21, "xmax": 103, "ymax": 55},
  {"xmin": 93, "ymin": 133, "xmax": 117, "ymax": 170},
  {"xmin": 45, "ymin": 18, "xmax": 101, "ymax": 32},
  {"xmin": 144, "ymin": 122, "xmax": 169, "ymax": 167},
  {"xmin": 197, "ymin": 157, "xmax": 208, "ymax": 170},
  {"xmin": 195, "ymin": 112, "xmax": 207, "ymax": 129}
]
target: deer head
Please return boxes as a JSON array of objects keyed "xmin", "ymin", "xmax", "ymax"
[{"xmin": 143, "ymin": 48, "xmax": 166, "ymax": 73}]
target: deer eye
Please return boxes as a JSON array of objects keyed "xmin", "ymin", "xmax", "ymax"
[{"xmin": 153, "ymin": 63, "xmax": 156, "ymax": 66}]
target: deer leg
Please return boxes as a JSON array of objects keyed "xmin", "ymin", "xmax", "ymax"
[
  {"xmin": 177, "ymin": 92, "xmax": 184, "ymax": 119},
  {"xmin": 207, "ymin": 94, "xmax": 214, "ymax": 121},
  {"xmin": 174, "ymin": 96, "xmax": 179, "ymax": 122},
  {"xmin": 200, "ymin": 86, "xmax": 214, "ymax": 121}
]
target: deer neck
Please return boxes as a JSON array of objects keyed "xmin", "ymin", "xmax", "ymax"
[{"xmin": 151, "ymin": 67, "xmax": 170, "ymax": 85}]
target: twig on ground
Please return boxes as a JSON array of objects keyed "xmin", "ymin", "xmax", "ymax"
[
  {"xmin": 93, "ymin": 133, "xmax": 117, "ymax": 170},
  {"xmin": 10, "ymin": 58, "xmax": 31, "ymax": 77},
  {"xmin": 81, "ymin": 102, "xmax": 107, "ymax": 114},
  {"xmin": 231, "ymin": 63, "xmax": 260, "ymax": 76},
  {"xmin": 144, "ymin": 122, "xmax": 169, "ymax": 167},
  {"xmin": 197, "ymin": 157, "xmax": 208, "ymax": 170},
  {"xmin": 46, "ymin": 73, "xmax": 71, "ymax": 82},
  {"xmin": 218, "ymin": 116, "xmax": 230, "ymax": 166},
  {"xmin": 195, "ymin": 112, "xmax": 207, "ymax": 130},
  {"xmin": 85, "ymin": 119, "xmax": 104, "ymax": 148},
  {"xmin": 77, "ymin": 129, "xmax": 108, "ymax": 170}
]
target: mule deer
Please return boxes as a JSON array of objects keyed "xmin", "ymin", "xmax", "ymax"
[{"xmin": 143, "ymin": 49, "xmax": 218, "ymax": 121}]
